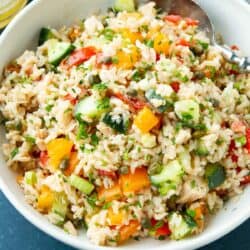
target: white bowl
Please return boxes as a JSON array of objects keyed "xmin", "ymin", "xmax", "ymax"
[{"xmin": 0, "ymin": 0, "xmax": 249, "ymax": 249}]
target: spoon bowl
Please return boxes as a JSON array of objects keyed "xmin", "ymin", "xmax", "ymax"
[{"xmin": 138, "ymin": 0, "xmax": 250, "ymax": 71}]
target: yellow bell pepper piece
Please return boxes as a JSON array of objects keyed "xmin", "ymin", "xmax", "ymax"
[
  {"xmin": 116, "ymin": 45, "xmax": 140, "ymax": 70},
  {"xmin": 47, "ymin": 138, "xmax": 73, "ymax": 170},
  {"xmin": 147, "ymin": 27, "xmax": 160, "ymax": 40},
  {"xmin": 154, "ymin": 33, "xmax": 170, "ymax": 55},
  {"xmin": 119, "ymin": 220, "xmax": 140, "ymax": 244},
  {"xmin": 64, "ymin": 152, "xmax": 79, "ymax": 176},
  {"xmin": 37, "ymin": 185, "xmax": 54, "ymax": 212},
  {"xmin": 98, "ymin": 181, "xmax": 123, "ymax": 202},
  {"xmin": 134, "ymin": 107, "xmax": 159, "ymax": 133},
  {"xmin": 120, "ymin": 28, "xmax": 142, "ymax": 44},
  {"xmin": 107, "ymin": 208, "xmax": 127, "ymax": 226},
  {"xmin": 119, "ymin": 167, "xmax": 150, "ymax": 196}
]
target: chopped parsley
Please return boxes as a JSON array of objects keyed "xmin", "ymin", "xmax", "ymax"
[
  {"xmin": 97, "ymin": 97, "xmax": 110, "ymax": 110},
  {"xmin": 10, "ymin": 148, "xmax": 19, "ymax": 159},
  {"xmin": 77, "ymin": 122, "xmax": 88, "ymax": 140},
  {"xmin": 45, "ymin": 104, "xmax": 54, "ymax": 112},
  {"xmin": 90, "ymin": 133, "xmax": 99, "ymax": 146},
  {"xmin": 24, "ymin": 135, "xmax": 36, "ymax": 145}
]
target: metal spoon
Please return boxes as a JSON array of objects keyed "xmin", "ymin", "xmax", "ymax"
[{"xmin": 138, "ymin": 0, "xmax": 250, "ymax": 72}]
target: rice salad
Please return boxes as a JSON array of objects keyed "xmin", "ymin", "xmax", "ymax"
[{"xmin": 0, "ymin": 0, "xmax": 250, "ymax": 246}]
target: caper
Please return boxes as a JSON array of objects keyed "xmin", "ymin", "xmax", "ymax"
[
  {"xmin": 88, "ymin": 74, "xmax": 101, "ymax": 85},
  {"xmin": 193, "ymin": 71, "xmax": 205, "ymax": 80},
  {"xmin": 59, "ymin": 158, "xmax": 69, "ymax": 171}
]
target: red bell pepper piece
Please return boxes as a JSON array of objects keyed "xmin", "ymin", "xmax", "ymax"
[
  {"xmin": 185, "ymin": 17, "xmax": 199, "ymax": 26},
  {"xmin": 240, "ymin": 175, "xmax": 250, "ymax": 185},
  {"xmin": 170, "ymin": 81, "xmax": 180, "ymax": 93},
  {"xmin": 40, "ymin": 151, "xmax": 48, "ymax": 166},
  {"xmin": 176, "ymin": 39, "xmax": 191, "ymax": 47},
  {"xmin": 231, "ymin": 45, "xmax": 239, "ymax": 51},
  {"xmin": 245, "ymin": 128, "xmax": 250, "ymax": 153},
  {"xmin": 164, "ymin": 15, "xmax": 182, "ymax": 24},
  {"xmin": 98, "ymin": 169, "xmax": 117, "ymax": 179},
  {"xmin": 63, "ymin": 46, "xmax": 96, "ymax": 68},
  {"xmin": 64, "ymin": 94, "xmax": 77, "ymax": 105},
  {"xmin": 228, "ymin": 140, "xmax": 238, "ymax": 162},
  {"xmin": 113, "ymin": 92, "xmax": 146, "ymax": 112},
  {"xmin": 151, "ymin": 218, "xmax": 171, "ymax": 237}
]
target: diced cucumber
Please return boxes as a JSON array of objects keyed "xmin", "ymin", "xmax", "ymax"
[
  {"xmin": 145, "ymin": 89, "xmax": 172, "ymax": 113},
  {"xmin": 102, "ymin": 112, "xmax": 129, "ymax": 134},
  {"xmin": 205, "ymin": 163, "xmax": 226, "ymax": 189},
  {"xmin": 38, "ymin": 27, "xmax": 55, "ymax": 46},
  {"xmin": 141, "ymin": 133, "xmax": 157, "ymax": 148},
  {"xmin": 158, "ymin": 182, "xmax": 176, "ymax": 196},
  {"xmin": 194, "ymin": 139, "xmax": 209, "ymax": 156},
  {"xmin": 235, "ymin": 136, "xmax": 247, "ymax": 147},
  {"xmin": 51, "ymin": 192, "xmax": 68, "ymax": 224},
  {"xmin": 150, "ymin": 160, "xmax": 183, "ymax": 185},
  {"xmin": 114, "ymin": 0, "xmax": 135, "ymax": 12},
  {"xmin": 178, "ymin": 149, "xmax": 191, "ymax": 171},
  {"xmin": 174, "ymin": 100, "xmax": 200, "ymax": 124},
  {"xmin": 69, "ymin": 175, "xmax": 94, "ymax": 195},
  {"xmin": 24, "ymin": 171, "xmax": 37, "ymax": 185},
  {"xmin": 47, "ymin": 39, "xmax": 75, "ymax": 66},
  {"xmin": 75, "ymin": 96, "xmax": 110, "ymax": 121},
  {"xmin": 168, "ymin": 212, "xmax": 192, "ymax": 240}
]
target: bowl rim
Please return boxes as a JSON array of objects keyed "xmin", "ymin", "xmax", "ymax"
[{"xmin": 0, "ymin": 0, "xmax": 250, "ymax": 249}]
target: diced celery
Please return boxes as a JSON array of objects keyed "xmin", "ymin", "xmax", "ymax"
[
  {"xmin": 24, "ymin": 171, "xmax": 37, "ymax": 185},
  {"xmin": 69, "ymin": 175, "xmax": 94, "ymax": 195},
  {"xmin": 51, "ymin": 192, "xmax": 68, "ymax": 224}
]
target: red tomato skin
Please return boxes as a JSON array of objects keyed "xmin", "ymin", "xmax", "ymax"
[{"xmin": 64, "ymin": 46, "xmax": 96, "ymax": 68}]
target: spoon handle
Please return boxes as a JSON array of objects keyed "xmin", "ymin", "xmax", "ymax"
[{"xmin": 216, "ymin": 45, "xmax": 250, "ymax": 72}]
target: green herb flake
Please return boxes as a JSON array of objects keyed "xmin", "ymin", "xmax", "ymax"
[
  {"xmin": 24, "ymin": 135, "xmax": 36, "ymax": 145},
  {"xmin": 186, "ymin": 209, "xmax": 196, "ymax": 218},
  {"xmin": 77, "ymin": 122, "xmax": 88, "ymax": 140},
  {"xmin": 86, "ymin": 193, "xmax": 97, "ymax": 208},
  {"xmin": 10, "ymin": 148, "xmax": 19, "ymax": 159},
  {"xmin": 45, "ymin": 104, "xmax": 54, "ymax": 112},
  {"xmin": 198, "ymin": 40, "xmax": 209, "ymax": 50},
  {"xmin": 93, "ymin": 83, "xmax": 108, "ymax": 91},
  {"xmin": 145, "ymin": 39, "xmax": 154, "ymax": 48},
  {"xmin": 90, "ymin": 133, "xmax": 99, "ymax": 146},
  {"xmin": 112, "ymin": 56, "xmax": 119, "ymax": 64},
  {"xmin": 235, "ymin": 136, "xmax": 247, "ymax": 147},
  {"xmin": 97, "ymin": 97, "xmax": 110, "ymax": 110},
  {"xmin": 184, "ymin": 214, "xmax": 197, "ymax": 228},
  {"xmin": 191, "ymin": 180, "xmax": 196, "ymax": 188},
  {"xmin": 102, "ymin": 28, "xmax": 115, "ymax": 41},
  {"xmin": 102, "ymin": 202, "xmax": 112, "ymax": 210}
]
